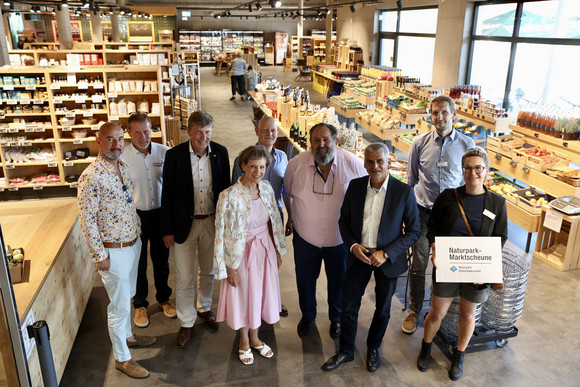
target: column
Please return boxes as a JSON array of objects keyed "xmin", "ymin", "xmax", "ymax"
[
  {"xmin": 111, "ymin": 12, "xmax": 121, "ymax": 42},
  {"xmin": 325, "ymin": 0, "xmax": 332, "ymax": 64},
  {"xmin": 90, "ymin": 10, "xmax": 103, "ymax": 43},
  {"xmin": 0, "ymin": 10, "xmax": 11, "ymax": 65},
  {"xmin": 297, "ymin": 0, "xmax": 303, "ymax": 37},
  {"xmin": 55, "ymin": 7, "xmax": 73, "ymax": 49}
]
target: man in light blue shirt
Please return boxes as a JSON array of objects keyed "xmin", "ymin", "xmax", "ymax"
[
  {"xmin": 402, "ymin": 95, "xmax": 475, "ymax": 335},
  {"xmin": 232, "ymin": 116, "xmax": 290, "ymax": 316}
]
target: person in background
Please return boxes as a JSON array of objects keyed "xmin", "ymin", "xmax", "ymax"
[
  {"xmin": 121, "ymin": 113, "xmax": 176, "ymax": 329},
  {"xmin": 161, "ymin": 111, "xmax": 231, "ymax": 348},
  {"xmin": 230, "ymin": 52, "xmax": 247, "ymax": 101},
  {"xmin": 232, "ymin": 116, "xmax": 290, "ymax": 317},
  {"xmin": 214, "ymin": 145, "xmax": 288, "ymax": 365},
  {"xmin": 78, "ymin": 122, "xmax": 155, "ymax": 379},
  {"xmin": 321, "ymin": 143, "xmax": 420, "ymax": 372},
  {"xmin": 245, "ymin": 65, "xmax": 259, "ymax": 101},
  {"xmin": 284, "ymin": 123, "xmax": 366, "ymax": 339},
  {"xmin": 403, "ymin": 95, "xmax": 476, "ymax": 335},
  {"xmin": 416, "ymin": 147, "xmax": 508, "ymax": 381}
]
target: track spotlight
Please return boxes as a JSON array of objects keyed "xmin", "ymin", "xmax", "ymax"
[
  {"xmin": 350, "ymin": 5, "xmax": 355, "ymax": 12},
  {"xmin": 217, "ymin": 14, "xmax": 220, "ymax": 18},
  {"xmin": 82, "ymin": 0, "xmax": 89, "ymax": 8},
  {"xmin": 249, "ymin": 4, "xmax": 253, "ymax": 12},
  {"xmin": 326, "ymin": 9, "xmax": 331, "ymax": 14},
  {"xmin": 120, "ymin": 9, "xmax": 125, "ymax": 15},
  {"xmin": 256, "ymin": 2, "xmax": 262, "ymax": 11}
]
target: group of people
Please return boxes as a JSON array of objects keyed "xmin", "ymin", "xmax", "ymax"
[{"xmin": 78, "ymin": 95, "xmax": 507, "ymax": 381}]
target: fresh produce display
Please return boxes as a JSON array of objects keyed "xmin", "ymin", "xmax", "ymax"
[
  {"xmin": 395, "ymin": 132, "xmax": 417, "ymax": 144},
  {"xmin": 329, "ymin": 95, "xmax": 365, "ymax": 110},
  {"xmin": 343, "ymin": 80, "xmax": 376, "ymax": 97},
  {"xmin": 358, "ymin": 109, "xmax": 400, "ymax": 129},
  {"xmin": 5, "ymin": 245, "xmax": 24, "ymax": 268}
]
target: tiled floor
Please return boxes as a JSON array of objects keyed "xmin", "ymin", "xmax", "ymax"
[{"xmin": 59, "ymin": 65, "xmax": 580, "ymax": 386}]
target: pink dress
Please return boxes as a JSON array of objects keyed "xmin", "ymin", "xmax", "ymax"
[{"xmin": 216, "ymin": 198, "xmax": 281, "ymax": 330}]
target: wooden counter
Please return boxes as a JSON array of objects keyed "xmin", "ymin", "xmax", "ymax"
[{"xmin": 0, "ymin": 198, "xmax": 92, "ymax": 386}]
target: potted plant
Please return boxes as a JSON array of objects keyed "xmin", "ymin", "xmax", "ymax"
[
  {"xmin": 553, "ymin": 118, "xmax": 563, "ymax": 138},
  {"xmin": 562, "ymin": 119, "xmax": 577, "ymax": 140}
]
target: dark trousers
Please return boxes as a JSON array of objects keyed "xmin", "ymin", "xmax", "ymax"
[
  {"xmin": 133, "ymin": 208, "xmax": 171, "ymax": 309},
  {"xmin": 292, "ymin": 231, "xmax": 347, "ymax": 323},
  {"xmin": 231, "ymin": 75, "xmax": 245, "ymax": 96},
  {"xmin": 339, "ymin": 260, "xmax": 398, "ymax": 356},
  {"xmin": 409, "ymin": 206, "xmax": 431, "ymax": 314}
]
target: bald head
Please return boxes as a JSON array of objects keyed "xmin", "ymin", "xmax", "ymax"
[
  {"xmin": 97, "ymin": 122, "xmax": 125, "ymax": 162},
  {"xmin": 255, "ymin": 116, "xmax": 278, "ymax": 150}
]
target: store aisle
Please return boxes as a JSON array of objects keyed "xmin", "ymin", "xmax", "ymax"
[{"xmin": 59, "ymin": 66, "xmax": 580, "ymax": 387}]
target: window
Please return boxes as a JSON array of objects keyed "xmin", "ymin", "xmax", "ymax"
[
  {"xmin": 378, "ymin": 6, "xmax": 438, "ymax": 84},
  {"xmin": 468, "ymin": 0, "xmax": 580, "ymax": 113}
]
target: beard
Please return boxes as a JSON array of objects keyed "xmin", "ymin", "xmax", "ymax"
[{"xmin": 312, "ymin": 146, "xmax": 335, "ymax": 165}]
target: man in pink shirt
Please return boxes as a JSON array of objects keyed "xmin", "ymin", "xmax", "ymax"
[{"xmin": 284, "ymin": 123, "xmax": 366, "ymax": 339}]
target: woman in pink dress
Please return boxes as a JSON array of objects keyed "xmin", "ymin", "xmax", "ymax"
[{"xmin": 214, "ymin": 145, "xmax": 288, "ymax": 365}]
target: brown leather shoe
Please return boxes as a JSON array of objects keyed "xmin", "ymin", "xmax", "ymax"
[
  {"xmin": 198, "ymin": 311, "xmax": 219, "ymax": 329},
  {"xmin": 115, "ymin": 359, "xmax": 149, "ymax": 379},
  {"xmin": 177, "ymin": 327, "xmax": 192, "ymax": 348},
  {"xmin": 127, "ymin": 335, "xmax": 156, "ymax": 348}
]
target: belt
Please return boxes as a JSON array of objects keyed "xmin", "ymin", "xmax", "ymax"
[
  {"xmin": 102, "ymin": 238, "xmax": 138, "ymax": 249},
  {"xmin": 418, "ymin": 205, "xmax": 431, "ymax": 214},
  {"xmin": 193, "ymin": 214, "xmax": 213, "ymax": 220}
]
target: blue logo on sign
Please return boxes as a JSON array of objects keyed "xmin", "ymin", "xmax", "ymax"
[{"xmin": 450, "ymin": 266, "xmax": 458, "ymax": 272}]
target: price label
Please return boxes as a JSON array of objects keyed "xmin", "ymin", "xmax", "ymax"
[
  {"xmin": 5, "ymin": 164, "xmax": 15, "ymax": 169},
  {"xmin": 69, "ymin": 182, "xmax": 78, "ymax": 189},
  {"xmin": 3, "ymin": 85, "xmax": 14, "ymax": 90},
  {"xmin": 22, "ymin": 141, "xmax": 31, "ymax": 146},
  {"xmin": 8, "ymin": 128, "xmax": 18, "ymax": 133},
  {"xmin": 8, "ymin": 186, "xmax": 18, "ymax": 192},
  {"xmin": 74, "ymin": 98, "xmax": 86, "ymax": 104},
  {"xmin": 33, "ymin": 99, "xmax": 44, "ymax": 105},
  {"xmin": 10, "ymin": 141, "xmax": 18, "ymax": 146},
  {"xmin": 66, "ymin": 112, "xmax": 76, "ymax": 118},
  {"xmin": 7, "ymin": 99, "xmax": 17, "ymax": 105},
  {"xmin": 91, "ymin": 125, "xmax": 100, "ymax": 131},
  {"xmin": 93, "ymin": 83, "xmax": 104, "ymax": 89},
  {"xmin": 50, "ymin": 84, "xmax": 61, "ymax": 90},
  {"xmin": 107, "ymin": 92, "xmax": 117, "ymax": 98},
  {"xmin": 25, "ymin": 85, "xmax": 36, "ymax": 90},
  {"xmin": 83, "ymin": 112, "xmax": 93, "ymax": 117},
  {"xmin": 77, "ymin": 83, "xmax": 89, "ymax": 90},
  {"xmin": 110, "ymin": 115, "xmax": 119, "ymax": 121},
  {"xmin": 64, "ymin": 161, "xmax": 74, "ymax": 167},
  {"xmin": 48, "ymin": 162, "xmax": 57, "ymax": 167},
  {"xmin": 25, "ymin": 127, "xmax": 35, "ymax": 133},
  {"xmin": 20, "ymin": 99, "xmax": 30, "ymax": 105},
  {"xmin": 33, "ymin": 185, "xmax": 44, "ymax": 191},
  {"xmin": 92, "ymin": 96, "xmax": 103, "ymax": 103},
  {"xmin": 54, "ymin": 98, "xmax": 63, "ymax": 104},
  {"xmin": 62, "ymin": 126, "xmax": 72, "ymax": 131},
  {"xmin": 73, "ymin": 139, "xmax": 83, "ymax": 144},
  {"xmin": 35, "ymin": 127, "xmax": 45, "ymax": 132}
]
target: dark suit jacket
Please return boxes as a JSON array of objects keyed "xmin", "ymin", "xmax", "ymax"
[
  {"xmin": 339, "ymin": 175, "xmax": 421, "ymax": 278},
  {"xmin": 161, "ymin": 140, "xmax": 230, "ymax": 244}
]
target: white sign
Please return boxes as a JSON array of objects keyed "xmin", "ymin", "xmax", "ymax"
[
  {"xmin": 543, "ymin": 209, "xmax": 563, "ymax": 233},
  {"xmin": 435, "ymin": 236, "xmax": 503, "ymax": 283}
]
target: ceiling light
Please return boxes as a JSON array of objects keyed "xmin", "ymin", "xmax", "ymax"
[
  {"xmin": 275, "ymin": 1, "xmax": 281, "ymax": 7},
  {"xmin": 120, "ymin": 9, "xmax": 125, "ymax": 15},
  {"xmin": 326, "ymin": 9, "xmax": 331, "ymax": 14},
  {"xmin": 82, "ymin": 0, "xmax": 89, "ymax": 8},
  {"xmin": 3, "ymin": 0, "xmax": 10, "ymax": 6},
  {"xmin": 217, "ymin": 14, "xmax": 220, "ymax": 18},
  {"xmin": 249, "ymin": 4, "xmax": 253, "ymax": 12},
  {"xmin": 62, "ymin": 0, "xmax": 68, "ymax": 8},
  {"xmin": 138, "ymin": 12, "xmax": 142, "ymax": 17}
]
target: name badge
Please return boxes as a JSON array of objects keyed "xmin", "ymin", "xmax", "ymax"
[
  {"xmin": 436, "ymin": 161, "xmax": 448, "ymax": 168},
  {"xmin": 153, "ymin": 162, "xmax": 163, "ymax": 167},
  {"xmin": 483, "ymin": 209, "xmax": 496, "ymax": 220}
]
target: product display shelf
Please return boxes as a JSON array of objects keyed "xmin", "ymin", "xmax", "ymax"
[
  {"xmin": 344, "ymin": 89, "xmax": 376, "ymax": 107},
  {"xmin": 0, "ymin": 65, "xmax": 166, "ymax": 192},
  {"xmin": 291, "ymin": 36, "xmax": 300, "ymax": 68},
  {"xmin": 509, "ymin": 124, "xmax": 580, "ymax": 165},
  {"xmin": 534, "ymin": 207, "xmax": 580, "ymax": 271},
  {"xmin": 355, "ymin": 115, "xmax": 415, "ymax": 141},
  {"xmin": 327, "ymin": 100, "xmax": 367, "ymax": 119},
  {"xmin": 392, "ymin": 135, "xmax": 412, "ymax": 154}
]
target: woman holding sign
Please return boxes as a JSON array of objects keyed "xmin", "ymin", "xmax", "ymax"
[{"xmin": 416, "ymin": 147, "xmax": 507, "ymax": 381}]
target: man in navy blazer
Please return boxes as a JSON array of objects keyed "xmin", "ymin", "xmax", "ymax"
[
  {"xmin": 161, "ymin": 111, "xmax": 231, "ymax": 348},
  {"xmin": 322, "ymin": 142, "xmax": 421, "ymax": 372}
]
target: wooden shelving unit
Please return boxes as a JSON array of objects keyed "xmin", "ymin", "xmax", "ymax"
[{"xmin": 534, "ymin": 208, "xmax": 580, "ymax": 271}]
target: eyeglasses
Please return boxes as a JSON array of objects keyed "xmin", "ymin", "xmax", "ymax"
[
  {"xmin": 313, "ymin": 169, "xmax": 334, "ymax": 195},
  {"xmin": 122, "ymin": 184, "xmax": 133, "ymax": 204},
  {"xmin": 462, "ymin": 165, "xmax": 486, "ymax": 174}
]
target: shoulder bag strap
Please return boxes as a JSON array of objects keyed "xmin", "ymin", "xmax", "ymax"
[{"xmin": 454, "ymin": 188, "xmax": 474, "ymax": 237}]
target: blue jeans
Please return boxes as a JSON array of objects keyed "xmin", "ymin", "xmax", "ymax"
[
  {"xmin": 292, "ymin": 231, "xmax": 347, "ymax": 323},
  {"xmin": 339, "ymin": 260, "xmax": 398, "ymax": 356}
]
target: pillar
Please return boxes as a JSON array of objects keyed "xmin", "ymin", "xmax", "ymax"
[
  {"xmin": 90, "ymin": 11, "xmax": 103, "ymax": 43},
  {"xmin": 111, "ymin": 12, "xmax": 121, "ymax": 42},
  {"xmin": 0, "ymin": 10, "xmax": 11, "ymax": 65},
  {"xmin": 55, "ymin": 7, "xmax": 73, "ymax": 49}
]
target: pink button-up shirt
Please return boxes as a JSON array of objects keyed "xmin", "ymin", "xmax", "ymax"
[{"xmin": 284, "ymin": 147, "xmax": 366, "ymax": 248}]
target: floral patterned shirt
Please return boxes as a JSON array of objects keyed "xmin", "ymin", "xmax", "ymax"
[
  {"xmin": 213, "ymin": 180, "xmax": 288, "ymax": 279},
  {"xmin": 78, "ymin": 155, "xmax": 140, "ymax": 263}
]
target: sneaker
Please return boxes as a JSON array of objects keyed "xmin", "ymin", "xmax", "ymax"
[
  {"xmin": 402, "ymin": 311, "xmax": 419, "ymax": 334},
  {"xmin": 160, "ymin": 300, "xmax": 177, "ymax": 318},
  {"xmin": 134, "ymin": 307, "xmax": 149, "ymax": 328},
  {"xmin": 229, "ymin": 96, "xmax": 235, "ymax": 101},
  {"xmin": 115, "ymin": 359, "xmax": 149, "ymax": 379}
]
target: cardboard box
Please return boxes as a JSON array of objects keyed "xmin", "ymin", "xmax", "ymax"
[{"xmin": 9, "ymin": 261, "xmax": 25, "ymax": 283}]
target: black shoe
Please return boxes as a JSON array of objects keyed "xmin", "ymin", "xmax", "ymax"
[
  {"xmin": 329, "ymin": 321, "xmax": 341, "ymax": 339},
  {"xmin": 449, "ymin": 347, "xmax": 465, "ymax": 381},
  {"xmin": 229, "ymin": 96, "xmax": 235, "ymax": 101},
  {"xmin": 417, "ymin": 339, "xmax": 432, "ymax": 372},
  {"xmin": 280, "ymin": 304, "xmax": 289, "ymax": 317},
  {"xmin": 297, "ymin": 318, "xmax": 313, "ymax": 337},
  {"xmin": 366, "ymin": 348, "xmax": 381, "ymax": 372},
  {"xmin": 321, "ymin": 352, "xmax": 354, "ymax": 371}
]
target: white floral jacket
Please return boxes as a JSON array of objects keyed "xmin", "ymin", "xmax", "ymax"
[{"xmin": 213, "ymin": 180, "xmax": 288, "ymax": 280}]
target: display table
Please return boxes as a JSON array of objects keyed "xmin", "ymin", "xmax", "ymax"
[
  {"xmin": 534, "ymin": 208, "xmax": 580, "ymax": 271},
  {"xmin": 0, "ymin": 199, "xmax": 92, "ymax": 386}
]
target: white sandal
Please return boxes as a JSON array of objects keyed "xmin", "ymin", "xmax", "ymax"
[
  {"xmin": 251, "ymin": 342, "xmax": 274, "ymax": 358},
  {"xmin": 239, "ymin": 349, "xmax": 254, "ymax": 365}
]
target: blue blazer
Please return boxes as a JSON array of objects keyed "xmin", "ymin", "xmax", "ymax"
[
  {"xmin": 339, "ymin": 175, "xmax": 421, "ymax": 278},
  {"xmin": 161, "ymin": 140, "xmax": 231, "ymax": 244}
]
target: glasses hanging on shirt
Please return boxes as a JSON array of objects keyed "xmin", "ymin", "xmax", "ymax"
[
  {"xmin": 312, "ymin": 169, "xmax": 334, "ymax": 195},
  {"xmin": 122, "ymin": 184, "xmax": 133, "ymax": 204}
]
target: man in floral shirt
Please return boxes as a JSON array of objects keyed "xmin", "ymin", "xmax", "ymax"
[{"xmin": 78, "ymin": 122, "xmax": 156, "ymax": 379}]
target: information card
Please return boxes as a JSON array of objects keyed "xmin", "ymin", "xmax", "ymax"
[{"xmin": 435, "ymin": 236, "xmax": 503, "ymax": 283}]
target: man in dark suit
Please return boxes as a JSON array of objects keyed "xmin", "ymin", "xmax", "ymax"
[
  {"xmin": 321, "ymin": 142, "xmax": 421, "ymax": 372},
  {"xmin": 161, "ymin": 111, "xmax": 231, "ymax": 348}
]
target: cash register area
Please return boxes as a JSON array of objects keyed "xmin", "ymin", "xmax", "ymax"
[{"xmin": 54, "ymin": 67, "xmax": 580, "ymax": 386}]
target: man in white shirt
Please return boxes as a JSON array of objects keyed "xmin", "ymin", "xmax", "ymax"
[
  {"xmin": 121, "ymin": 113, "xmax": 176, "ymax": 329},
  {"xmin": 321, "ymin": 143, "xmax": 420, "ymax": 372}
]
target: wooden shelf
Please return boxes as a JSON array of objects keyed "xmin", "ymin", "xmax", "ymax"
[
  {"xmin": 327, "ymin": 100, "xmax": 367, "ymax": 119},
  {"xmin": 355, "ymin": 115, "xmax": 415, "ymax": 141},
  {"xmin": 534, "ymin": 207, "xmax": 580, "ymax": 271},
  {"xmin": 510, "ymin": 124, "xmax": 580, "ymax": 165}
]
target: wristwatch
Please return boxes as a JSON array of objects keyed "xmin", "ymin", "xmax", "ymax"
[{"xmin": 383, "ymin": 251, "xmax": 389, "ymax": 261}]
